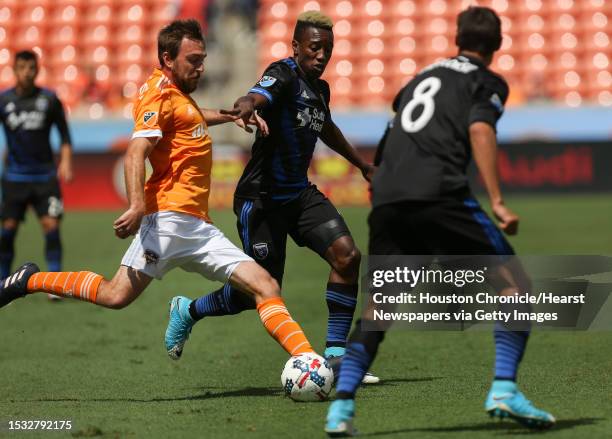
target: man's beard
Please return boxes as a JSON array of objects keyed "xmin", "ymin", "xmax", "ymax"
[{"xmin": 172, "ymin": 69, "xmax": 198, "ymax": 94}]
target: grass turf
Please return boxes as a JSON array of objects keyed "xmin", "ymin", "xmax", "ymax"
[{"xmin": 0, "ymin": 194, "xmax": 610, "ymax": 438}]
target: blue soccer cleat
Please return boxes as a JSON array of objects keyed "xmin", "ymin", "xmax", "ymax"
[
  {"xmin": 485, "ymin": 380, "xmax": 556, "ymax": 429},
  {"xmin": 325, "ymin": 399, "xmax": 355, "ymax": 437},
  {"xmin": 0, "ymin": 262, "xmax": 39, "ymax": 308},
  {"xmin": 165, "ymin": 296, "xmax": 195, "ymax": 360},
  {"xmin": 324, "ymin": 347, "xmax": 380, "ymax": 385}
]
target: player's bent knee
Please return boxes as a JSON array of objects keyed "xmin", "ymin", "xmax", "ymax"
[
  {"xmin": 98, "ymin": 281, "xmax": 134, "ymax": 309},
  {"xmin": 97, "ymin": 268, "xmax": 148, "ymax": 309},
  {"xmin": 250, "ymin": 267, "xmax": 280, "ymax": 300},
  {"xmin": 230, "ymin": 261, "xmax": 281, "ymax": 300},
  {"xmin": 331, "ymin": 241, "xmax": 361, "ymax": 277}
]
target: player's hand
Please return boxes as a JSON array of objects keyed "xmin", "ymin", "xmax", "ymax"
[
  {"xmin": 234, "ymin": 111, "xmax": 269, "ymax": 136},
  {"xmin": 231, "ymin": 96, "xmax": 259, "ymax": 131},
  {"xmin": 57, "ymin": 159, "xmax": 73, "ymax": 183},
  {"xmin": 492, "ymin": 202, "xmax": 519, "ymax": 236},
  {"xmin": 113, "ymin": 206, "xmax": 144, "ymax": 239},
  {"xmin": 361, "ymin": 164, "xmax": 376, "ymax": 182}
]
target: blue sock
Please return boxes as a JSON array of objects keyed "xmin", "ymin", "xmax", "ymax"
[
  {"xmin": 494, "ymin": 322, "xmax": 530, "ymax": 381},
  {"xmin": 0, "ymin": 228, "xmax": 16, "ymax": 278},
  {"xmin": 325, "ymin": 283, "xmax": 358, "ymax": 348},
  {"xmin": 190, "ymin": 284, "xmax": 255, "ymax": 320},
  {"xmin": 336, "ymin": 342, "xmax": 371, "ymax": 397},
  {"xmin": 44, "ymin": 229, "xmax": 62, "ymax": 272}
]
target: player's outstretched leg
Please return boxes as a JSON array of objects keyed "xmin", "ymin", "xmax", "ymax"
[
  {"xmin": 324, "ymin": 323, "xmax": 384, "ymax": 436},
  {"xmin": 485, "ymin": 323, "xmax": 555, "ymax": 429},
  {"xmin": 2, "ymin": 265, "xmax": 150, "ymax": 310},
  {"xmin": 0, "ymin": 262, "xmax": 40, "ymax": 307},
  {"xmin": 165, "ymin": 284, "xmax": 255, "ymax": 359},
  {"xmin": 171, "ymin": 261, "xmax": 316, "ymax": 357},
  {"xmin": 235, "ymin": 261, "xmax": 314, "ymax": 355},
  {"xmin": 321, "ymin": 236, "xmax": 380, "ymax": 384}
]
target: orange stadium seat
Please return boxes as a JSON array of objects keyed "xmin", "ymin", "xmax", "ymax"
[
  {"xmin": 115, "ymin": 1, "xmax": 147, "ymax": 27},
  {"xmin": 83, "ymin": 1, "xmax": 114, "ymax": 26},
  {"xmin": 49, "ymin": 1, "xmax": 82, "ymax": 27},
  {"xmin": 151, "ymin": 1, "xmax": 178, "ymax": 28},
  {"xmin": 11, "ymin": 25, "xmax": 48, "ymax": 51}
]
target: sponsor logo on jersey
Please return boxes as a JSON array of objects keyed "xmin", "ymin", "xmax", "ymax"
[
  {"xmin": 5, "ymin": 102, "xmax": 15, "ymax": 113},
  {"xmin": 301, "ymin": 90, "xmax": 310, "ymax": 99},
  {"xmin": 6, "ymin": 111, "xmax": 44, "ymax": 130},
  {"xmin": 143, "ymin": 111, "xmax": 158, "ymax": 127},
  {"xmin": 296, "ymin": 107, "xmax": 325, "ymax": 132},
  {"xmin": 191, "ymin": 123, "xmax": 206, "ymax": 138},
  {"xmin": 258, "ymin": 76, "xmax": 277, "ymax": 87},
  {"xmin": 253, "ymin": 243, "xmax": 269, "ymax": 259},
  {"xmin": 490, "ymin": 93, "xmax": 504, "ymax": 113}
]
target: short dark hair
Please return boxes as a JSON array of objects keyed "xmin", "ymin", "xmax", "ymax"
[
  {"xmin": 14, "ymin": 50, "xmax": 38, "ymax": 65},
  {"xmin": 157, "ymin": 19, "xmax": 204, "ymax": 67},
  {"xmin": 455, "ymin": 7, "xmax": 502, "ymax": 56},
  {"xmin": 293, "ymin": 11, "xmax": 333, "ymax": 41}
]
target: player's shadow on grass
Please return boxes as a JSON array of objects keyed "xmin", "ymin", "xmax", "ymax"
[
  {"xmin": 33, "ymin": 386, "xmax": 283, "ymax": 403},
  {"xmin": 376, "ymin": 377, "xmax": 444, "ymax": 386},
  {"xmin": 156, "ymin": 386, "xmax": 284, "ymax": 401},
  {"xmin": 360, "ymin": 417, "xmax": 603, "ymax": 437}
]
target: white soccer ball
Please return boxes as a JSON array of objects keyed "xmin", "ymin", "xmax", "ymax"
[{"xmin": 281, "ymin": 353, "xmax": 334, "ymax": 402}]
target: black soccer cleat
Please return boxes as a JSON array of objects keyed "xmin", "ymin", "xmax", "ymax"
[{"xmin": 0, "ymin": 262, "xmax": 39, "ymax": 308}]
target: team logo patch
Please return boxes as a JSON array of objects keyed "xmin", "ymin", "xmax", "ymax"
[
  {"xmin": 35, "ymin": 97, "xmax": 48, "ymax": 111},
  {"xmin": 258, "ymin": 76, "xmax": 277, "ymax": 88},
  {"xmin": 253, "ymin": 243, "xmax": 269, "ymax": 260},
  {"xmin": 144, "ymin": 249, "xmax": 159, "ymax": 265},
  {"xmin": 143, "ymin": 111, "xmax": 158, "ymax": 127}
]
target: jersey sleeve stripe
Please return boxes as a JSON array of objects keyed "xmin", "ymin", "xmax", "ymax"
[
  {"xmin": 249, "ymin": 87, "xmax": 273, "ymax": 103},
  {"xmin": 132, "ymin": 129, "xmax": 162, "ymax": 139}
]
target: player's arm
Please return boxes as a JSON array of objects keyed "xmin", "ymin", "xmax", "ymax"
[
  {"xmin": 470, "ymin": 122, "xmax": 518, "ymax": 235},
  {"xmin": 230, "ymin": 63, "xmax": 292, "ymax": 134},
  {"xmin": 199, "ymin": 106, "xmax": 269, "ymax": 136},
  {"xmin": 320, "ymin": 118, "xmax": 375, "ymax": 182},
  {"xmin": 113, "ymin": 136, "xmax": 156, "ymax": 239},
  {"xmin": 52, "ymin": 95, "xmax": 74, "ymax": 182}
]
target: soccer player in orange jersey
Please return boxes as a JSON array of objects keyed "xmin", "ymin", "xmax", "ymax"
[{"xmin": 0, "ymin": 19, "xmax": 316, "ymax": 358}]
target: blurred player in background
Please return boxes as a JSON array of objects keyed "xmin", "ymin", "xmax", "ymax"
[
  {"xmin": 0, "ymin": 50, "xmax": 73, "ymax": 300},
  {"xmin": 0, "ymin": 19, "xmax": 319, "ymax": 360},
  {"xmin": 164, "ymin": 11, "xmax": 379, "ymax": 383},
  {"xmin": 325, "ymin": 7, "xmax": 555, "ymax": 436}
]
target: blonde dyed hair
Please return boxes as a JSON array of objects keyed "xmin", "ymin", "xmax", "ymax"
[{"xmin": 296, "ymin": 10, "xmax": 333, "ymax": 31}]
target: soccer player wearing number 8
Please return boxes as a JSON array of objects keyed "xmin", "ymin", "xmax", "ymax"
[{"xmin": 325, "ymin": 7, "xmax": 555, "ymax": 436}]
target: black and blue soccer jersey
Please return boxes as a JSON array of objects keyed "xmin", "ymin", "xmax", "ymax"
[
  {"xmin": 372, "ymin": 55, "xmax": 508, "ymax": 207},
  {"xmin": 0, "ymin": 87, "xmax": 71, "ymax": 182},
  {"xmin": 235, "ymin": 57, "xmax": 331, "ymax": 201}
]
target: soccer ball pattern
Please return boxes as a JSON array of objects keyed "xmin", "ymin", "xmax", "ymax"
[{"xmin": 281, "ymin": 353, "xmax": 334, "ymax": 402}]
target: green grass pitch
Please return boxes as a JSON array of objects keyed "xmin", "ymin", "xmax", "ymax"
[{"xmin": 1, "ymin": 194, "xmax": 611, "ymax": 438}]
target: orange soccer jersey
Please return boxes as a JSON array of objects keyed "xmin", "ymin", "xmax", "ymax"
[{"xmin": 132, "ymin": 68, "xmax": 212, "ymax": 222}]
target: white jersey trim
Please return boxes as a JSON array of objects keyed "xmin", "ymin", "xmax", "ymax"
[{"xmin": 132, "ymin": 129, "xmax": 162, "ymax": 139}]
